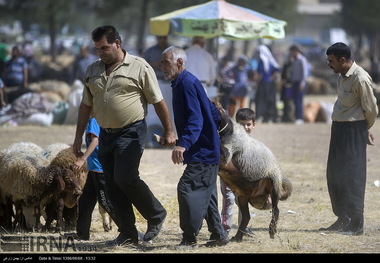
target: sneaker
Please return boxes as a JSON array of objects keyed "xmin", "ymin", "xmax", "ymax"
[
  {"xmin": 174, "ymin": 239, "xmax": 198, "ymax": 251},
  {"xmin": 319, "ymin": 218, "xmax": 350, "ymax": 232},
  {"xmin": 105, "ymin": 233, "xmax": 138, "ymax": 247},
  {"xmin": 143, "ymin": 210, "xmax": 166, "ymax": 242},
  {"xmin": 138, "ymin": 231, "xmax": 153, "ymax": 245},
  {"xmin": 341, "ymin": 220, "xmax": 364, "ymax": 236},
  {"xmin": 205, "ymin": 235, "xmax": 229, "ymax": 247},
  {"xmin": 295, "ymin": 119, "xmax": 304, "ymax": 125}
]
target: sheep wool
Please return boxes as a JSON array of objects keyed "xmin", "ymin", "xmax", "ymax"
[
  {"xmin": 3, "ymin": 141, "xmax": 43, "ymax": 155},
  {"xmin": 0, "ymin": 150, "xmax": 50, "ymax": 202},
  {"xmin": 49, "ymin": 147, "xmax": 88, "ymax": 208},
  {"xmin": 41, "ymin": 143, "xmax": 70, "ymax": 162}
]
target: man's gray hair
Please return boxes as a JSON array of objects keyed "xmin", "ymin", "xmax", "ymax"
[{"xmin": 163, "ymin": 46, "xmax": 187, "ymax": 65}]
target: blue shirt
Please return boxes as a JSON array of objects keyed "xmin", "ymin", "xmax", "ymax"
[
  {"xmin": 171, "ymin": 70, "xmax": 221, "ymax": 164},
  {"xmin": 229, "ymin": 64, "xmax": 252, "ymax": 97},
  {"xmin": 257, "ymin": 60, "xmax": 280, "ymax": 82},
  {"xmin": 73, "ymin": 53, "xmax": 97, "ymax": 82},
  {"xmin": 4, "ymin": 57, "xmax": 28, "ymax": 87},
  {"xmin": 85, "ymin": 117, "xmax": 103, "ymax": 172}
]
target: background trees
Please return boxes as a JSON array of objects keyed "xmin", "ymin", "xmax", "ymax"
[
  {"xmin": 1, "ymin": 0, "xmax": 380, "ymax": 62},
  {"xmin": 340, "ymin": 0, "xmax": 380, "ymax": 60}
]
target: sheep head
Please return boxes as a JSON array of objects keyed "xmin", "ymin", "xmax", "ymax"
[
  {"xmin": 59, "ymin": 168, "xmax": 83, "ymax": 208},
  {"xmin": 36, "ymin": 166, "xmax": 82, "ymax": 208},
  {"xmin": 215, "ymin": 102, "xmax": 234, "ymax": 138},
  {"xmin": 215, "ymin": 102, "xmax": 235, "ymax": 164},
  {"xmin": 49, "ymin": 147, "xmax": 88, "ymax": 208}
]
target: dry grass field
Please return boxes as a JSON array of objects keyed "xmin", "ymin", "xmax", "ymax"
[{"xmin": 0, "ymin": 95, "xmax": 379, "ymax": 256}]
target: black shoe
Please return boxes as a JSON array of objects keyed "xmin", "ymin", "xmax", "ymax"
[
  {"xmin": 205, "ymin": 235, "xmax": 229, "ymax": 247},
  {"xmin": 143, "ymin": 211, "xmax": 166, "ymax": 242},
  {"xmin": 106, "ymin": 233, "xmax": 138, "ymax": 247},
  {"xmin": 341, "ymin": 220, "xmax": 364, "ymax": 236},
  {"xmin": 319, "ymin": 218, "xmax": 350, "ymax": 231},
  {"xmin": 174, "ymin": 239, "xmax": 198, "ymax": 251}
]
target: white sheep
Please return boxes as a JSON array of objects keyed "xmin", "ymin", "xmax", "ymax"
[
  {"xmin": 3, "ymin": 142, "xmax": 43, "ymax": 155},
  {"xmin": 0, "ymin": 149, "xmax": 82, "ymax": 232},
  {"xmin": 216, "ymin": 103, "xmax": 292, "ymax": 241},
  {"xmin": 0, "ymin": 142, "xmax": 46, "ymax": 231},
  {"xmin": 0, "ymin": 142, "xmax": 73, "ymax": 231},
  {"xmin": 0, "ymin": 142, "xmax": 112, "ymax": 233}
]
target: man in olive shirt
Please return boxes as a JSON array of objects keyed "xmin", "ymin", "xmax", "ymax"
[
  {"xmin": 73, "ymin": 25, "xmax": 176, "ymax": 246},
  {"xmin": 320, "ymin": 42, "xmax": 378, "ymax": 235}
]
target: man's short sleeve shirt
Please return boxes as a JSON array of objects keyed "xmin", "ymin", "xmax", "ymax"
[{"xmin": 82, "ymin": 51, "xmax": 163, "ymax": 128}]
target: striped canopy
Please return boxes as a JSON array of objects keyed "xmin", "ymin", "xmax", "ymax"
[{"xmin": 150, "ymin": 0, "xmax": 287, "ymax": 40}]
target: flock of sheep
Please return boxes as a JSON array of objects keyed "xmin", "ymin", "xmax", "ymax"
[{"xmin": 0, "ymin": 142, "xmax": 111, "ymax": 235}]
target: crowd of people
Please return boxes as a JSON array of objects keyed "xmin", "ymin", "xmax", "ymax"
[
  {"xmin": 0, "ymin": 41, "xmax": 97, "ymax": 112},
  {"xmin": 0, "ymin": 35, "xmax": 322, "ymax": 127},
  {"xmin": 216, "ymin": 43, "xmax": 311, "ymax": 124},
  {"xmin": 154, "ymin": 36, "xmax": 304, "ymax": 124},
  {"xmin": 0, "ymin": 41, "xmax": 104, "ymax": 127}
]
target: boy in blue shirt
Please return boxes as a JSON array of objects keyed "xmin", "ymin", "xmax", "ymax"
[{"xmin": 73, "ymin": 115, "xmax": 115, "ymax": 240}]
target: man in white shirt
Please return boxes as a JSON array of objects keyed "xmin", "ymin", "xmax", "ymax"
[{"xmin": 185, "ymin": 36, "xmax": 217, "ymax": 99}]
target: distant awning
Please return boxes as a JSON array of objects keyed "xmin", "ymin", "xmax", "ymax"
[{"xmin": 150, "ymin": 0, "xmax": 287, "ymax": 40}]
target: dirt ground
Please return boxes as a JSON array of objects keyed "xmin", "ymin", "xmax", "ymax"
[{"xmin": 0, "ymin": 95, "xmax": 379, "ymax": 256}]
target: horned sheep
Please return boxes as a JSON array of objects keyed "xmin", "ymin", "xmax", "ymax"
[
  {"xmin": 40, "ymin": 145, "xmax": 87, "ymax": 232},
  {"xmin": 0, "ymin": 146, "xmax": 82, "ymax": 232},
  {"xmin": 43, "ymin": 144, "xmax": 112, "ymax": 232}
]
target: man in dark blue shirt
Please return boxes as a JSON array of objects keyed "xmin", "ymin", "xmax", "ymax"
[
  {"xmin": 3, "ymin": 45, "xmax": 29, "ymax": 103},
  {"xmin": 161, "ymin": 46, "xmax": 228, "ymax": 250}
]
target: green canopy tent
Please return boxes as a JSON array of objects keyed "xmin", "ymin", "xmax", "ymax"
[{"xmin": 150, "ymin": 0, "xmax": 287, "ymax": 40}]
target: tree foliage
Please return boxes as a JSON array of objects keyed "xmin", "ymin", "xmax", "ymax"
[
  {"xmin": 340, "ymin": 0, "xmax": 380, "ymax": 58},
  {"xmin": 233, "ymin": 0, "xmax": 298, "ymax": 31},
  {"xmin": 341, "ymin": 0, "xmax": 380, "ymax": 34}
]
